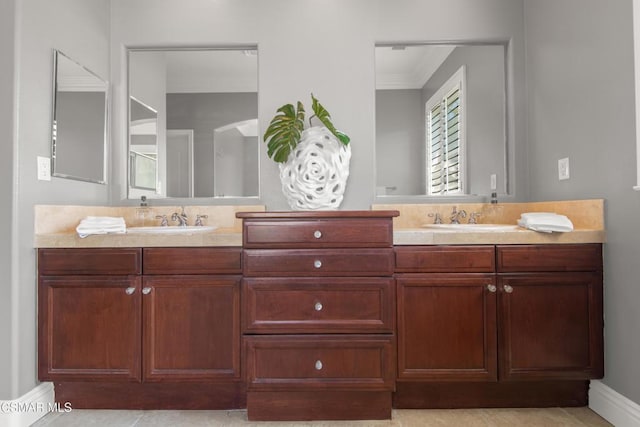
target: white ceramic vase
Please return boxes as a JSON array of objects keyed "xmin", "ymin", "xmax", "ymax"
[{"xmin": 279, "ymin": 126, "xmax": 351, "ymax": 210}]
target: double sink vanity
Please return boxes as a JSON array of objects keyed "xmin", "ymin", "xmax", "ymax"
[{"xmin": 34, "ymin": 201, "xmax": 605, "ymax": 421}]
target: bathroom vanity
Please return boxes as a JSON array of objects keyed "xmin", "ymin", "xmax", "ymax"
[{"xmin": 35, "ymin": 207, "xmax": 605, "ymax": 420}]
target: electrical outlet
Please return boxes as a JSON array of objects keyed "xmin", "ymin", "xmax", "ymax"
[
  {"xmin": 558, "ymin": 157, "xmax": 570, "ymax": 180},
  {"xmin": 490, "ymin": 174, "xmax": 497, "ymax": 191},
  {"xmin": 37, "ymin": 156, "xmax": 51, "ymax": 181}
]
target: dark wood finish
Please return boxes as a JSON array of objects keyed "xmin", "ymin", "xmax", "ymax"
[
  {"xmin": 142, "ymin": 247, "xmax": 241, "ymax": 274},
  {"xmin": 393, "ymin": 381, "xmax": 589, "ymax": 408},
  {"xmin": 498, "ymin": 273, "xmax": 604, "ymax": 381},
  {"xmin": 237, "ymin": 210, "xmax": 400, "ymax": 219},
  {"xmin": 244, "ymin": 335, "xmax": 395, "ymax": 391},
  {"xmin": 247, "ymin": 391, "xmax": 392, "ymax": 421},
  {"xmin": 396, "ymin": 274, "xmax": 497, "ymax": 381},
  {"xmin": 395, "ymin": 245, "xmax": 495, "ymax": 273},
  {"xmin": 496, "ymin": 244, "xmax": 602, "ymax": 272},
  {"xmin": 38, "ymin": 248, "xmax": 141, "ymax": 275},
  {"xmin": 243, "ymin": 219, "xmax": 393, "ymax": 248},
  {"xmin": 142, "ymin": 275, "xmax": 241, "ymax": 381},
  {"xmin": 53, "ymin": 382, "xmax": 246, "ymax": 409},
  {"xmin": 243, "ymin": 248, "xmax": 395, "ymax": 276},
  {"xmin": 38, "ymin": 276, "xmax": 141, "ymax": 381},
  {"xmin": 243, "ymin": 277, "xmax": 395, "ymax": 333}
]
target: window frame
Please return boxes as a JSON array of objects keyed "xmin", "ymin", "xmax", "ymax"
[{"xmin": 425, "ymin": 65, "xmax": 467, "ymax": 196}]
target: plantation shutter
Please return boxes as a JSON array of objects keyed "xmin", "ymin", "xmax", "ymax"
[{"xmin": 426, "ymin": 78, "xmax": 463, "ymax": 195}]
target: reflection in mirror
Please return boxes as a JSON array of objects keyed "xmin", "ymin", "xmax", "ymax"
[
  {"xmin": 128, "ymin": 48, "xmax": 259, "ymax": 199},
  {"xmin": 129, "ymin": 97, "xmax": 158, "ymax": 191},
  {"xmin": 375, "ymin": 43, "xmax": 507, "ymax": 198},
  {"xmin": 52, "ymin": 49, "xmax": 108, "ymax": 183}
]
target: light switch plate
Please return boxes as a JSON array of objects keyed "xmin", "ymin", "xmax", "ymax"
[
  {"xmin": 37, "ymin": 156, "xmax": 51, "ymax": 181},
  {"xmin": 558, "ymin": 157, "xmax": 570, "ymax": 180}
]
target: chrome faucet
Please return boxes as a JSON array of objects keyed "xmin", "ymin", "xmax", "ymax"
[
  {"xmin": 155, "ymin": 215, "xmax": 169, "ymax": 227},
  {"xmin": 428, "ymin": 212, "xmax": 443, "ymax": 224},
  {"xmin": 468, "ymin": 212, "xmax": 481, "ymax": 224},
  {"xmin": 171, "ymin": 207, "xmax": 188, "ymax": 227},
  {"xmin": 450, "ymin": 206, "xmax": 467, "ymax": 224},
  {"xmin": 195, "ymin": 214, "xmax": 208, "ymax": 227}
]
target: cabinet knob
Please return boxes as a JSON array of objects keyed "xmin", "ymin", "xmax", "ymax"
[
  {"xmin": 503, "ymin": 284, "xmax": 514, "ymax": 293},
  {"xmin": 315, "ymin": 360, "xmax": 323, "ymax": 370},
  {"xmin": 142, "ymin": 287, "xmax": 152, "ymax": 295},
  {"xmin": 313, "ymin": 230, "xmax": 322, "ymax": 239},
  {"xmin": 313, "ymin": 260, "xmax": 322, "ymax": 269},
  {"xmin": 486, "ymin": 284, "xmax": 497, "ymax": 293},
  {"xmin": 314, "ymin": 302, "xmax": 323, "ymax": 311},
  {"xmin": 125, "ymin": 287, "xmax": 136, "ymax": 295}
]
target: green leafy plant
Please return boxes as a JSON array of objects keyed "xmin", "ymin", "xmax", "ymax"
[{"xmin": 263, "ymin": 94, "xmax": 350, "ymax": 163}]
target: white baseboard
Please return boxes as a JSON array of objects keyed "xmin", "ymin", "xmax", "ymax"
[
  {"xmin": 0, "ymin": 382, "xmax": 55, "ymax": 427},
  {"xmin": 590, "ymin": 380, "xmax": 640, "ymax": 427}
]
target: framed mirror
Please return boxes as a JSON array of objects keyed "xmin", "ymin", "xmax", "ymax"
[
  {"xmin": 375, "ymin": 42, "xmax": 508, "ymax": 198},
  {"xmin": 127, "ymin": 47, "xmax": 259, "ymax": 199},
  {"xmin": 51, "ymin": 49, "xmax": 108, "ymax": 183}
]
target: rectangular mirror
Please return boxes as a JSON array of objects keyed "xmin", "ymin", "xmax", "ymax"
[
  {"xmin": 375, "ymin": 42, "xmax": 508, "ymax": 198},
  {"xmin": 51, "ymin": 49, "xmax": 108, "ymax": 183},
  {"xmin": 128, "ymin": 47, "xmax": 259, "ymax": 199}
]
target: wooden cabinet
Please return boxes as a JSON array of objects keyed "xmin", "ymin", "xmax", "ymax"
[
  {"xmin": 237, "ymin": 211, "xmax": 399, "ymax": 421},
  {"xmin": 38, "ymin": 247, "xmax": 244, "ymax": 409},
  {"xmin": 497, "ymin": 245, "xmax": 604, "ymax": 381},
  {"xmin": 394, "ymin": 243, "xmax": 604, "ymax": 408}
]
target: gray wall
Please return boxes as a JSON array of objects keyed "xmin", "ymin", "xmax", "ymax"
[
  {"xmin": 0, "ymin": 0, "xmax": 17, "ymax": 401},
  {"xmin": 111, "ymin": 0, "xmax": 528, "ymax": 208},
  {"xmin": 4, "ymin": 0, "xmax": 110, "ymax": 400},
  {"xmin": 525, "ymin": 0, "xmax": 640, "ymax": 405},
  {"xmin": 166, "ymin": 92, "xmax": 258, "ymax": 197}
]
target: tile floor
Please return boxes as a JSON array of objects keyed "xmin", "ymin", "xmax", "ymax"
[{"xmin": 32, "ymin": 407, "xmax": 612, "ymax": 426}]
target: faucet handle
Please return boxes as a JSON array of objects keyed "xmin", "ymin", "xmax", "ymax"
[
  {"xmin": 468, "ymin": 212, "xmax": 481, "ymax": 224},
  {"xmin": 195, "ymin": 214, "xmax": 208, "ymax": 227},
  {"xmin": 428, "ymin": 212, "xmax": 443, "ymax": 224},
  {"xmin": 155, "ymin": 215, "xmax": 169, "ymax": 227}
]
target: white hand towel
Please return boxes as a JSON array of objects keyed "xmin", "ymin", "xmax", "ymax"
[
  {"xmin": 517, "ymin": 212, "xmax": 574, "ymax": 233},
  {"xmin": 76, "ymin": 216, "xmax": 127, "ymax": 238}
]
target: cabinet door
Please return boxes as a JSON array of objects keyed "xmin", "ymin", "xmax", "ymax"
[
  {"xmin": 397, "ymin": 274, "xmax": 497, "ymax": 381},
  {"xmin": 38, "ymin": 276, "xmax": 141, "ymax": 381},
  {"xmin": 498, "ymin": 273, "xmax": 604, "ymax": 381},
  {"xmin": 142, "ymin": 275, "xmax": 241, "ymax": 381}
]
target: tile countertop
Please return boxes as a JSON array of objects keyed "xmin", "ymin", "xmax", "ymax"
[{"xmin": 34, "ymin": 200, "xmax": 606, "ymax": 248}]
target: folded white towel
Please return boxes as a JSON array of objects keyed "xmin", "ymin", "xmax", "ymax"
[
  {"xmin": 517, "ymin": 212, "xmax": 574, "ymax": 233},
  {"xmin": 76, "ymin": 216, "xmax": 127, "ymax": 238}
]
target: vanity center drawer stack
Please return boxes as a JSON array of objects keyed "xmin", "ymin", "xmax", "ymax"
[{"xmin": 236, "ymin": 210, "xmax": 399, "ymax": 421}]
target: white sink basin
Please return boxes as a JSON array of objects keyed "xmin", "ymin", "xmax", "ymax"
[
  {"xmin": 423, "ymin": 223, "xmax": 520, "ymax": 232},
  {"xmin": 127, "ymin": 226, "xmax": 217, "ymax": 234}
]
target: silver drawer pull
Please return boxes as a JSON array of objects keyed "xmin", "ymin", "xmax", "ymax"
[
  {"xmin": 313, "ymin": 260, "xmax": 322, "ymax": 269},
  {"xmin": 313, "ymin": 230, "xmax": 322, "ymax": 239},
  {"xmin": 314, "ymin": 302, "xmax": 323, "ymax": 311},
  {"xmin": 503, "ymin": 284, "xmax": 514, "ymax": 294},
  {"xmin": 315, "ymin": 360, "xmax": 323, "ymax": 370},
  {"xmin": 125, "ymin": 287, "xmax": 136, "ymax": 295},
  {"xmin": 486, "ymin": 284, "xmax": 497, "ymax": 293},
  {"xmin": 142, "ymin": 287, "xmax": 152, "ymax": 295}
]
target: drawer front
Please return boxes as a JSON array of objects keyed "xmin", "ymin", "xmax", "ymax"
[
  {"xmin": 243, "ymin": 249, "xmax": 395, "ymax": 277},
  {"xmin": 243, "ymin": 278, "xmax": 395, "ymax": 333},
  {"xmin": 143, "ymin": 247, "xmax": 241, "ymax": 274},
  {"xmin": 497, "ymin": 244, "xmax": 602, "ymax": 272},
  {"xmin": 244, "ymin": 335, "xmax": 395, "ymax": 391},
  {"xmin": 243, "ymin": 219, "xmax": 393, "ymax": 248},
  {"xmin": 395, "ymin": 246, "xmax": 495, "ymax": 273},
  {"xmin": 38, "ymin": 248, "xmax": 141, "ymax": 275}
]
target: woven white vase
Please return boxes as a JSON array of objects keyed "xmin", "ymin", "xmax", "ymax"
[{"xmin": 279, "ymin": 126, "xmax": 351, "ymax": 210}]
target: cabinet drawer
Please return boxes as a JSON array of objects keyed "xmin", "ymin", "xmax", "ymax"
[
  {"xmin": 143, "ymin": 247, "xmax": 241, "ymax": 274},
  {"xmin": 497, "ymin": 244, "xmax": 602, "ymax": 272},
  {"xmin": 243, "ymin": 249, "xmax": 395, "ymax": 277},
  {"xmin": 243, "ymin": 219, "xmax": 393, "ymax": 248},
  {"xmin": 395, "ymin": 246, "xmax": 495, "ymax": 273},
  {"xmin": 38, "ymin": 248, "xmax": 141, "ymax": 275},
  {"xmin": 243, "ymin": 278, "xmax": 395, "ymax": 333},
  {"xmin": 244, "ymin": 335, "xmax": 395, "ymax": 391}
]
